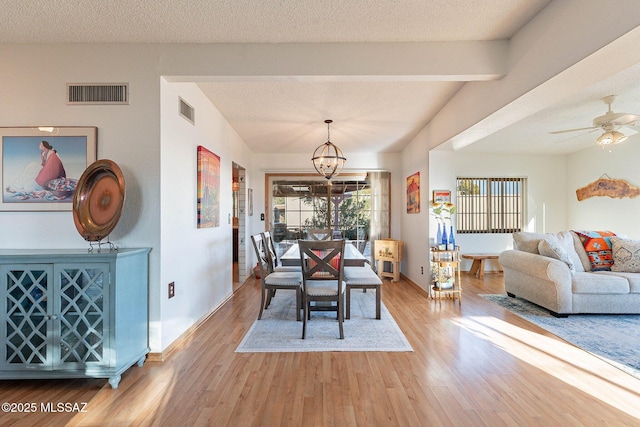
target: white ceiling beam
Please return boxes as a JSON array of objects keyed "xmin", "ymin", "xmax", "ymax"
[
  {"xmin": 426, "ymin": 0, "xmax": 640, "ymax": 151},
  {"xmin": 161, "ymin": 41, "xmax": 507, "ymax": 82}
]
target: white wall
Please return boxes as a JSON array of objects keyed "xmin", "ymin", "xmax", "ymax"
[
  {"xmin": 447, "ymin": 151, "xmax": 567, "ymax": 273},
  {"xmin": 0, "ymin": 44, "xmax": 260, "ymax": 353},
  {"xmin": 159, "ymin": 81, "xmax": 254, "ymax": 350},
  {"xmin": 0, "ymin": 44, "xmax": 163, "ymax": 346},
  {"xmin": 399, "ymin": 126, "xmax": 432, "ymax": 292},
  {"xmin": 567, "ymin": 134, "xmax": 640, "ymax": 238}
]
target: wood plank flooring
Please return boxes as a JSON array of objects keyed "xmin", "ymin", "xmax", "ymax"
[{"xmin": 1, "ymin": 272, "xmax": 640, "ymax": 426}]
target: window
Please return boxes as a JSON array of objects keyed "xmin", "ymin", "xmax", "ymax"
[
  {"xmin": 266, "ymin": 172, "xmax": 390, "ymax": 259},
  {"xmin": 456, "ymin": 177, "xmax": 526, "ymax": 234}
]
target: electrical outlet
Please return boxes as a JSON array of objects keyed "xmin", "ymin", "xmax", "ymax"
[
  {"xmin": 421, "ymin": 266, "xmax": 424, "ymax": 275},
  {"xmin": 168, "ymin": 282, "xmax": 175, "ymax": 299}
]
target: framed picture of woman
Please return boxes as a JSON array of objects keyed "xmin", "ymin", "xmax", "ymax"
[{"xmin": 0, "ymin": 126, "xmax": 97, "ymax": 211}]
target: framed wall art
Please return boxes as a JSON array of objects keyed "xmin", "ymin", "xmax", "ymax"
[
  {"xmin": 197, "ymin": 145, "xmax": 220, "ymax": 228},
  {"xmin": 406, "ymin": 172, "xmax": 420, "ymax": 213},
  {"xmin": 0, "ymin": 126, "xmax": 97, "ymax": 211},
  {"xmin": 432, "ymin": 190, "xmax": 451, "ymax": 203}
]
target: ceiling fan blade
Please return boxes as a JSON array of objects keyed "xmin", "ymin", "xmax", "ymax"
[
  {"xmin": 549, "ymin": 126, "xmax": 598, "ymax": 134},
  {"xmin": 554, "ymin": 128, "xmax": 601, "ymax": 144}
]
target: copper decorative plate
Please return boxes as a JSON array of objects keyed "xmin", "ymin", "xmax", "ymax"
[{"xmin": 73, "ymin": 159, "xmax": 126, "ymax": 242}]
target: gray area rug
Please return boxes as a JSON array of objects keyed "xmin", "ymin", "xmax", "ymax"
[
  {"xmin": 482, "ymin": 294, "xmax": 640, "ymax": 380},
  {"xmin": 236, "ymin": 289, "xmax": 413, "ymax": 352}
]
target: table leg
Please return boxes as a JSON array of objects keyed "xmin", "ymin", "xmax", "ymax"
[
  {"xmin": 469, "ymin": 259, "xmax": 481, "ymax": 278},
  {"xmin": 477, "ymin": 259, "xmax": 485, "ymax": 280}
]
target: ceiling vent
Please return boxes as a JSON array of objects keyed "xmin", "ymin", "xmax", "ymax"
[
  {"xmin": 67, "ymin": 83, "xmax": 129, "ymax": 105},
  {"xmin": 179, "ymin": 97, "xmax": 195, "ymax": 125}
]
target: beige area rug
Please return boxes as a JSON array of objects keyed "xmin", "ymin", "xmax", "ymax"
[{"xmin": 236, "ymin": 289, "xmax": 413, "ymax": 352}]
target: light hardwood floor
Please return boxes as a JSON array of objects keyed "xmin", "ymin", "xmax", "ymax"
[{"xmin": 1, "ymin": 272, "xmax": 640, "ymax": 426}]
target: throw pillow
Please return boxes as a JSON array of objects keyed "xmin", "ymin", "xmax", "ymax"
[
  {"xmin": 538, "ymin": 236, "xmax": 575, "ymax": 273},
  {"xmin": 555, "ymin": 231, "xmax": 585, "ymax": 272},
  {"xmin": 572, "ymin": 230, "xmax": 616, "ymax": 271},
  {"xmin": 610, "ymin": 237, "xmax": 640, "ymax": 273}
]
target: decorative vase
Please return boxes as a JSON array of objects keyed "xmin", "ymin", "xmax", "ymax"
[
  {"xmin": 441, "ymin": 224, "xmax": 448, "ymax": 248},
  {"xmin": 449, "ymin": 225, "xmax": 455, "ymax": 250},
  {"xmin": 436, "ymin": 223, "xmax": 442, "ymax": 245}
]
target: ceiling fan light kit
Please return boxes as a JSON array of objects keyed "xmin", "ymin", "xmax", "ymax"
[{"xmin": 596, "ymin": 129, "xmax": 627, "ymax": 147}]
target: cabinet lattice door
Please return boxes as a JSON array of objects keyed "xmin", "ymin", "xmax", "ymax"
[
  {"xmin": 1, "ymin": 264, "xmax": 109, "ymax": 370},
  {"xmin": 57, "ymin": 264, "xmax": 109, "ymax": 367},
  {"xmin": 2, "ymin": 265, "xmax": 52, "ymax": 367}
]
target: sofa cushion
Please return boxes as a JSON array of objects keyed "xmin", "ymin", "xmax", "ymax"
[
  {"xmin": 572, "ymin": 230, "xmax": 616, "ymax": 271},
  {"xmin": 538, "ymin": 235, "xmax": 575, "ymax": 273},
  {"xmin": 595, "ymin": 271, "xmax": 640, "ymax": 293},
  {"xmin": 513, "ymin": 232, "xmax": 546, "ymax": 254},
  {"xmin": 610, "ymin": 236, "xmax": 640, "ymax": 273},
  {"xmin": 572, "ymin": 271, "xmax": 630, "ymax": 294}
]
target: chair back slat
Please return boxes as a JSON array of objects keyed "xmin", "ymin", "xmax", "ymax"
[
  {"xmin": 251, "ymin": 233, "xmax": 270, "ymax": 276},
  {"xmin": 262, "ymin": 230, "xmax": 279, "ymax": 271},
  {"xmin": 306, "ymin": 228, "xmax": 333, "ymax": 240}
]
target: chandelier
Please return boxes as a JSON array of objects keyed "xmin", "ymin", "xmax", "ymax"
[{"xmin": 311, "ymin": 119, "xmax": 346, "ymax": 180}]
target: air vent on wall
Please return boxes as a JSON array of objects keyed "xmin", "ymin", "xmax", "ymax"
[
  {"xmin": 67, "ymin": 83, "xmax": 129, "ymax": 105},
  {"xmin": 179, "ymin": 97, "xmax": 195, "ymax": 125}
]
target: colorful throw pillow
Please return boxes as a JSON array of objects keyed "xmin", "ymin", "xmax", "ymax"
[
  {"xmin": 572, "ymin": 230, "xmax": 616, "ymax": 271},
  {"xmin": 610, "ymin": 237, "xmax": 640, "ymax": 273}
]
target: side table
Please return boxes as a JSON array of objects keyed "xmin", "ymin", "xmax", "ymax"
[{"xmin": 430, "ymin": 246, "xmax": 462, "ymax": 305}]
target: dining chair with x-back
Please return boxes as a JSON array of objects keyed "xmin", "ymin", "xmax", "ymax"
[
  {"xmin": 251, "ymin": 233, "xmax": 302, "ymax": 321},
  {"xmin": 262, "ymin": 231, "xmax": 301, "ymax": 273},
  {"xmin": 298, "ymin": 239, "xmax": 346, "ymax": 339}
]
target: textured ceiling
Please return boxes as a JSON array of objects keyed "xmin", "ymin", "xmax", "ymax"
[
  {"xmin": 0, "ymin": 0, "xmax": 549, "ymax": 43},
  {"xmin": 6, "ymin": 0, "xmax": 639, "ymax": 156}
]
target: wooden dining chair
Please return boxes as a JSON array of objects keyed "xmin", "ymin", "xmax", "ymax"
[
  {"xmin": 251, "ymin": 233, "xmax": 302, "ymax": 321},
  {"xmin": 262, "ymin": 231, "xmax": 301, "ymax": 272},
  {"xmin": 298, "ymin": 239, "xmax": 346, "ymax": 339},
  {"xmin": 306, "ymin": 228, "xmax": 333, "ymax": 240}
]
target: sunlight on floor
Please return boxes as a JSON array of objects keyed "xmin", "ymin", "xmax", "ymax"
[
  {"xmin": 67, "ymin": 365, "xmax": 180, "ymax": 425},
  {"xmin": 453, "ymin": 316, "xmax": 640, "ymax": 419}
]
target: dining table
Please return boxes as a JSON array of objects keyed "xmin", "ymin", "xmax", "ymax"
[{"xmin": 280, "ymin": 241, "xmax": 367, "ymax": 267}]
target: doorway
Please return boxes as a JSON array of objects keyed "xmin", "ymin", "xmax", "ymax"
[{"xmin": 232, "ymin": 162, "xmax": 247, "ymax": 291}]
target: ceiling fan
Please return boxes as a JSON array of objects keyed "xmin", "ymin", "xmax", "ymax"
[{"xmin": 549, "ymin": 95, "xmax": 640, "ymax": 146}]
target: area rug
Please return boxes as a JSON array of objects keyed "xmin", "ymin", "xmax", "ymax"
[
  {"xmin": 482, "ymin": 294, "xmax": 640, "ymax": 379},
  {"xmin": 236, "ymin": 290, "xmax": 413, "ymax": 352}
]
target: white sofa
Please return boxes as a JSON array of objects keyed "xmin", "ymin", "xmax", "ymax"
[{"xmin": 499, "ymin": 231, "xmax": 640, "ymax": 317}]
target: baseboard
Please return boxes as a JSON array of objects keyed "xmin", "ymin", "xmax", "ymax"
[
  {"xmin": 399, "ymin": 273, "xmax": 430, "ymax": 298},
  {"xmin": 147, "ymin": 291, "xmax": 235, "ymax": 362}
]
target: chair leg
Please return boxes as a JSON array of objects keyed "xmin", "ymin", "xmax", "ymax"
[
  {"xmin": 295, "ymin": 288, "xmax": 301, "ymax": 321},
  {"xmin": 338, "ymin": 296, "xmax": 344, "ymax": 339},
  {"xmin": 302, "ymin": 296, "xmax": 308, "ymax": 339},
  {"xmin": 346, "ymin": 286, "xmax": 351, "ymax": 320},
  {"xmin": 258, "ymin": 286, "xmax": 266, "ymax": 320},
  {"xmin": 265, "ymin": 288, "xmax": 275, "ymax": 309},
  {"xmin": 375, "ymin": 285, "xmax": 381, "ymax": 320}
]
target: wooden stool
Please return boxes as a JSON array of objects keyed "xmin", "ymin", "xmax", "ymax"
[{"xmin": 462, "ymin": 254, "xmax": 499, "ymax": 279}]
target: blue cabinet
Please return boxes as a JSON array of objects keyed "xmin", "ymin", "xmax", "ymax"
[{"xmin": 0, "ymin": 248, "xmax": 150, "ymax": 389}]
